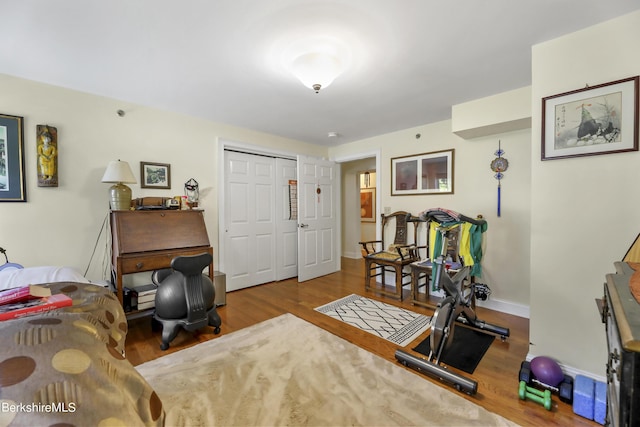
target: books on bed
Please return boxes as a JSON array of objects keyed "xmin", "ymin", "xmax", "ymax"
[
  {"xmin": 0, "ymin": 285, "xmax": 72, "ymax": 321},
  {"xmin": 0, "ymin": 284, "xmax": 52, "ymax": 304}
]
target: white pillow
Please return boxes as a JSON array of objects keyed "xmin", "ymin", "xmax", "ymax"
[{"xmin": 0, "ymin": 266, "xmax": 90, "ymax": 291}]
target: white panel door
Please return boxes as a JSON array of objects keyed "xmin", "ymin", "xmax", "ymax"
[
  {"xmin": 275, "ymin": 158, "xmax": 298, "ymax": 280},
  {"xmin": 297, "ymin": 155, "xmax": 339, "ymax": 282},
  {"xmin": 225, "ymin": 150, "xmax": 276, "ymax": 291}
]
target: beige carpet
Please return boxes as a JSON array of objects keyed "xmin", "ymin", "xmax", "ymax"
[{"xmin": 136, "ymin": 313, "xmax": 518, "ymax": 427}]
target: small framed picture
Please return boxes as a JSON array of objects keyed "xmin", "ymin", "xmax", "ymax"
[
  {"xmin": 542, "ymin": 76, "xmax": 639, "ymax": 160},
  {"xmin": 360, "ymin": 188, "xmax": 376, "ymax": 222},
  {"xmin": 140, "ymin": 162, "xmax": 171, "ymax": 189}
]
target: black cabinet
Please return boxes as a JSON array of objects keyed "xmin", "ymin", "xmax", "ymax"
[{"xmin": 603, "ymin": 262, "xmax": 640, "ymax": 427}]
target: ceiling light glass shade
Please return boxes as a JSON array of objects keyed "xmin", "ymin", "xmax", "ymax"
[
  {"xmin": 290, "ymin": 52, "xmax": 342, "ymax": 93},
  {"xmin": 101, "ymin": 160, "xmax": 137, "ymax": 211}
]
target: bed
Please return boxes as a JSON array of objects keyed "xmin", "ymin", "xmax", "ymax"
[
  {"xmin": 0, "ymin": 264, "xmax": 91, "ymax": 290},
  {"xmin": 0, "ymin": 261, "xmax": 164, "ymax": 425}
]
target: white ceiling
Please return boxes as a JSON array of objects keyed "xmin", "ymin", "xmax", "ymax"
[{"xmin": 1, "ymin": 1, "xmax": 638, "ymax": 146}]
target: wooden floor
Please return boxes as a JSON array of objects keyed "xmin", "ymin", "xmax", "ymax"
[{"xmin": 126, "ymin": 257, "xmax": 598, "ymax": 427}]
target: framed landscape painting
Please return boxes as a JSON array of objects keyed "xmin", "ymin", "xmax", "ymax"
[
  {"xmin": 542, "ymin": 76, "xmax": 639, "ymax": 160},
  {"xmin": 140, "ymin": 161, "xmax": 171, "ymax": 189}
]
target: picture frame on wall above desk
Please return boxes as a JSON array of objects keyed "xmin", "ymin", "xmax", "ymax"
[
  {"xmin": 541, "ymin": 76, "xmax": 639, "ymax": 161},
  {"xmin": 140, "ymin": 161, "xmax": 171, "ymax": 189},
  {"xmin": 391, "ymin": 149, "xmax": 454, "ymax": 196}
]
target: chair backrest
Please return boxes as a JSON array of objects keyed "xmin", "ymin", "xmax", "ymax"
[
  {"xmin": 170, "ymin": 253, "xmax": 214, "ymax": 323},
  {"xmin": 380, "ymin": 211, "xmax": 418, "ymax": 250}
]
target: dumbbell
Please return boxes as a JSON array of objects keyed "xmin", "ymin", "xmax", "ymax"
[{"xmin": 519, "ymin": 381, "xmax": 552, "ymax": 411}]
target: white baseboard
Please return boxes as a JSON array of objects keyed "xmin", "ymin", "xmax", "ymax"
[
  {"xmin": 523, "ymin": 353, "xmax": 606, "ymax": 384},
  {"xmin": 476, "ymin": 297, "xmax": 530, "ymax": 319}
]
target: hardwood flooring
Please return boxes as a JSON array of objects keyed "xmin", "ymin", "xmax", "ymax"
[{"xmin": 126, "ymin": 257, "xmax": 598, "ymax": 427}]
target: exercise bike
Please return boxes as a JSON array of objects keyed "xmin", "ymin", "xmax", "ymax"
[{"xmin": 395, "ymin": 208, "xmax": 510, "ymax": 394}]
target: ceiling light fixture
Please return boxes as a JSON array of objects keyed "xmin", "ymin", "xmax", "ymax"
[
  {"xmin": 290, "ymin": 52, "xmax": 342, "ymax": 93},
  {"xmin": 281, "ymin": 36, "xmax": 351, "ymax": 94}
]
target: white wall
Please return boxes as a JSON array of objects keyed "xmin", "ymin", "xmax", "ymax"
[
  {"xmin": 530, "ymin": 10, "xmax": 640, "ymax": 376},
  {"xmin": 0, "ymin": 74, "xmax": 326, "ymax": 285},
  {"xmin": 330, "ymin": 120, "xmax": 532, "ymax": 316}
]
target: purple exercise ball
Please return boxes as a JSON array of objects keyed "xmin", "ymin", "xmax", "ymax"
[{"xmin": 530, "ymin": 356, "xmax": 564, "ymax": 387}]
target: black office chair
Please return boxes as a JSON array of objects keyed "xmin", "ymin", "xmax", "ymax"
[{"xmin": 152, "ymin": 253, "xmax": 221, "ymax": 350}]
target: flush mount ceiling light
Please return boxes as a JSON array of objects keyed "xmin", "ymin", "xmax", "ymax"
[
  {"xmin": 290, "ymin": 51, "xmax": 342, "ymax": 93},
  {"xmin": 282, "ymin": 36, "xmax": 351, "ymax": 93}
]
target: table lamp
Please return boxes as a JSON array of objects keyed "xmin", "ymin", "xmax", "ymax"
[{"xmin": 101, "ymin": 160, "xmax": 137, "ymax": 210}]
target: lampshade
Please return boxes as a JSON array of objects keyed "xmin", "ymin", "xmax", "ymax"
[
  {"xmin": 290, "ymin": 51, "xmax": 343, "ymax": 93},
  {"xmin": 101, "ymin": 160, "xmax": 136, "ymax": 211},
  {"xmin": 101, "ymin": 160, "xmax": 137, "ymax": 184}
]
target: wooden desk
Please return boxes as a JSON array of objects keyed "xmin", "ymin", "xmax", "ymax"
[{"xmin": 110, "ymin": 209, "xmax": 213, "ymax": 314}]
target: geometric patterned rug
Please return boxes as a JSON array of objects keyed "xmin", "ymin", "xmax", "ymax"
[{"xmin": 315, "ymin": 294, "xmax": 431, "ymax": 347}]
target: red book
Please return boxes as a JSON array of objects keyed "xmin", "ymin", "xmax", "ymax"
[
  {"xmin": 0, "ymin": 293, "xmax": 73, "ymax": 321},
  {"xmin": 0, "ymin": 285, "xmax": 51, "ymax": 305}
]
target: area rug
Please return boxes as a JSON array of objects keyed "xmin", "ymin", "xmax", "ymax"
[
  {"xmin": 413, "ymin": 325, "xmax": 495, "ymax": 374},
  {"xmin": 314, "ymin": 293, "xmax": 431, "ymax": 346},
  {"xmin": 136, "ymin": 313, "xmax": 518, "ymax": 426}
]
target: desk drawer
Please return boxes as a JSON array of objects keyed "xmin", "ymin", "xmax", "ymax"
[{"xmin": 120, "ymin": 248, "xmax": 212, "ymax": 273}]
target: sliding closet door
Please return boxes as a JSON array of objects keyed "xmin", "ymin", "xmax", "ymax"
[
  {"xmin": 224, "ymin": 151, "xmax": 276, "ymax": 291},
  {"xmin": 275, "ymin": 158, "xmax": 298, "ymax": 281}
]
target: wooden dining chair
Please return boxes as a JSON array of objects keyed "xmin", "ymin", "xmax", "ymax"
[{"xmin": 359, "ymin": 211, "xmax": 425, "ymax": 300}]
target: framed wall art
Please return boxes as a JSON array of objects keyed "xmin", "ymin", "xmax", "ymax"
[
  {"xmin": 542, "ymin": 76, "xmax": 639, "ymax": 160},
  {"xmin": 0, "ymin": 114, "xmax": 26, "ymax": 202},
  {"xmin": 360, "ymin": 188, "xmax": 376, "ymax": 222},
  {"xmin": 140, "ymin": 161, "xmax": 171, "ymax": 189},
  {"xmin": 36, "ymin": 124, "xmax": 58, "ymax": 187},
  {"xmin": 391, "ymin": 149, "xmax": 454, "ymax": 196}
]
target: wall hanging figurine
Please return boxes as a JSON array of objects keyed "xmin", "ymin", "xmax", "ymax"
[
  {"xmin": 490, "ymin": 140, "xmax": 509, "ymax": 217},
  {"xmin": 36, "ymin": 125, "xmax": 58, "ymax": 187}
]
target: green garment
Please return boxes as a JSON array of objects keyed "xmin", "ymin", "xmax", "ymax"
[{"xmin": 431, "ymin": 220, "xmax": 487, "ymax": 277}]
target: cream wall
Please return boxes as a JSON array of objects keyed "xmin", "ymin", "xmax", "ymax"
[
  {"xmin": 330, "ymin": 121, "xmax": 532, "ymax": 316},
  {"xmin": 0, "ymin": 74, "xmax": 326, "ymax": 284},
  {"xmin": 530, "ymin": 11, "xmax": 640, "ymax": 376}
]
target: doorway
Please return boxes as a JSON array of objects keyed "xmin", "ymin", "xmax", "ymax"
[{"xmin": 336, "ymin": 151, "xmax": 380, "ymax": 259}]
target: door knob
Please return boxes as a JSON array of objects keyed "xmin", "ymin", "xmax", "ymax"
[{"xmin": 299, "ymin": 223, "xmax": 309, "ymax": 228}]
